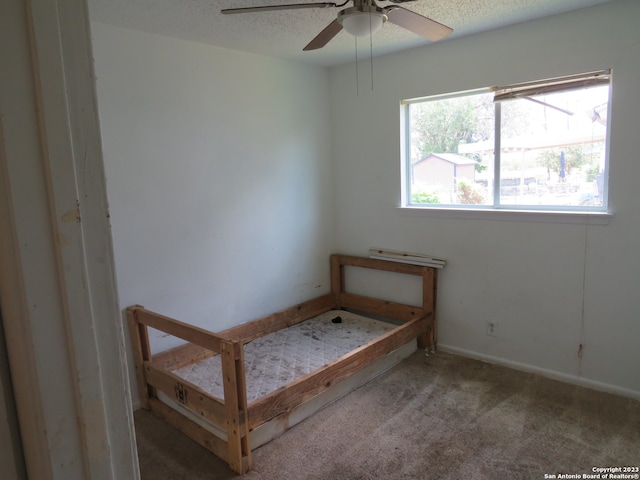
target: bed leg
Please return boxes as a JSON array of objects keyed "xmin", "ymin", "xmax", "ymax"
[
  {"xmin": 127, "ymin": 306, "xmax": 153, "ymax": 409},
  {"xmin": 419, "ymin": 268, "xmax": 437, "ymax": 352},
  {"xmin": 431, "ymin": 269, "xmax": 438, "ymax": 353},
  {"xmin": 221, "ymin": 341, "xmax": 252, "ymax": 474},
  {"xmin": 417, "ymin": 325, "xmax": 435, "ymax": 352}
]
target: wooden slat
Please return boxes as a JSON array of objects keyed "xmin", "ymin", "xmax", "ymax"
[
  {"xmin": 144, "ymin": 362, "xmax": 228, "ymax": 427},
  {"xmin": 247, "ymin": 316, "xmax": 428, "ymax": 429},
  {"xmin": 129, "ymin": 306, "xmax": 225, "ymax": 354},
  {"xmin": 331, "ymin": 254, "xmax": 343, "ymax": 307},
  {"xmin": 147, "ymin": 397, "xmax": 230, "ymax": 465},
  {"xmin": 218, "ymin": 294, "xmax": 335, "ymax": 343},
  {"xmin": 127, "ymin": 306, "xmax": 152, "ymax": 409},
  {"xmin": 153, "ymin": 342, "xmax": 216, "ymax": 371},
  {"xmin": 339, "ymin": 292, "xmax": 424, "ymax": 322},
  {"xmin": 331, "ymin": 253, "xmax": 426, "ymax": 276}
]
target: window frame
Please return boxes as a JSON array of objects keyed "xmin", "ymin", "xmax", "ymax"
[{"xmin": 401, "ymin": 70, "xmax": 612, "ymax": 214}]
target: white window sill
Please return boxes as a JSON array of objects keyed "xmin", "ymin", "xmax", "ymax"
[{"xmin": 397, "ymin": 206, "xmax": 613, "ymax": 225}]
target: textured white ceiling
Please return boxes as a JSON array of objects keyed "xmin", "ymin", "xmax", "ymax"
[{"xmin": 88, "ymin": 0, "xmax": 614, "ymax": 67}]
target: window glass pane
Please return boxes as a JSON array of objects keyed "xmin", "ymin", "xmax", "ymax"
[
  {"xmin": 407, "ymin": 91, "xmax": 494, "ymax": 206},
  {"xmin": 404, "ymin": 74, "xmax": 610, "ymax": 212},
  {"xmin": 498, "ymin": 84, "xmax": 608, "ymax": 208}
]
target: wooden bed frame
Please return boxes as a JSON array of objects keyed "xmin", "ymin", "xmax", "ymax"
[{"xmin": 127, "ymin": 254, "xmax": 438, "ymax": 474}]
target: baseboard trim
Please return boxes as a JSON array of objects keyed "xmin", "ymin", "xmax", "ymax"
[{"xmin": 437, "ymin": 344, "xmax": 640, "ymax": 402}]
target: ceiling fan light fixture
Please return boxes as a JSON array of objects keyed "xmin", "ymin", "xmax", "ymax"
[{"xmin": 338, "ymin": 6, "xmax": 387, "ymax": 37}]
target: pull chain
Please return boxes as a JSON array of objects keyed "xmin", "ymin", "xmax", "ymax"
[
  {"xmin": 369, "ymin": 12, "xmax": 374, "ymax": 91},
  {"xmin": 354, "ymin": 12, "xmax": 377, "ymax": 95}
]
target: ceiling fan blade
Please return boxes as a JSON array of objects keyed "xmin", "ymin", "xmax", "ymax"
[
  {"xmin": 222, "ymin": 2, "xmax": 336, "ymax": 14},
  {"xmin": 303, "ymin": 19, "xmax": 343, "ymax": 51},
  {"xmin": 385, "ymin": 6, "xmax": 453, "ymax": 41}
]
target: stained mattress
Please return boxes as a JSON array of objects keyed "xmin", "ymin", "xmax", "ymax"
[{"xmin": 172, "ymin": 309, "xmax": 396, "ymax": 403}]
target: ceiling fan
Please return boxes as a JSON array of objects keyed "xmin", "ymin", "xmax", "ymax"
[{"xmin": 221, "ymin": 0, "xmax": 453, "ymax": 51}]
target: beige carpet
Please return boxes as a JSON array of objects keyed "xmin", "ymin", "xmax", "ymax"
[{"xmin": 134, "ymin": 351, "xmax": 640, "ymax": 479}]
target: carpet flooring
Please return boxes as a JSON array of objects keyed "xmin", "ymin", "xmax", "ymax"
[{"xmin": 134, "ymin": 351, "xmax": 640, "ymax": 479}]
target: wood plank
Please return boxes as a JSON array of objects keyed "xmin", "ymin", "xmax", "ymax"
[
  {"xmin": 249, "ymin": 341, "xmax": 416, "ymax": 449},
  {"xmin": 147, "ymin": 397, "xmax": 230, "ymax": 466},
  {"xmin": 232, "ymin": 342, "xmax": 251, "ymax": 468},
  {"xmin": 339, "ymin": 292, "xmax": 425, "ymax": 322},
  {"xmin": 144, "ymin": 362, "xmax": 228, "ymax": 427},
  {"xmin": 247, "ymin": 316, "xmax": 429, "ymax": 429},
  {"xmin": 221, "ymin": 342, "xmax": 251, "ymax": 474},
  {"xmin": 154, "ymin": 394, "xmax": 251, "ymax": 474},
  {"xmin": 129, "ymin": 306, "xmax": 225, "ymax": 354},
  {"xmin": 153, "ymin": 342, "xmax": 216, "ymax": 371},
  {"xmin": 331, "ymin": 254, "xmax": 343, "ymax": 307},
  {"xmin": 331, "ymin": 253, "xmax": 426, "ymax": 276},
  {"xmin": 218, "ymin": 294, "xmax": 335, "ymax": 343},
  {"xmin": 428, "ymin": 270, "xmax": 439, "ymax": 349},
  {"xmin": 419, "ymin": 268, "xmax": 436, "ymax": 349},
  {"xmin": 127, "ymin": 306, "xmax": 152, "ymax": 409},
  {"xmin": 421, "ymin": 267, "xmax": 435, "ymax": 315}
]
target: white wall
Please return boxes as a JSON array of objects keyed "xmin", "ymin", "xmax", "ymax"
[
  {"xmin": 329, "ymin": 0, "xmax": 640, "ymax": 398},
  {"xmin": 91, "ymin": 24, "xmax": 335, "ymax": 400}
]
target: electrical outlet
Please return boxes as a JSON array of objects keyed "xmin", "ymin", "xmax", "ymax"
[{"xmin": 486, "ymin": 320, "xmax": 498, "ymax": 337}]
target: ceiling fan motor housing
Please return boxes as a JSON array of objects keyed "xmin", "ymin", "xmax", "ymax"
[{"xmin": 338, "ymin": 1, "xmax": 388, "ymax": 37}]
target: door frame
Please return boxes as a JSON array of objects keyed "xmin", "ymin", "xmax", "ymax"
[{"xmin": 0, "ymin": 0, "xmax": 139, "ymax": 478}]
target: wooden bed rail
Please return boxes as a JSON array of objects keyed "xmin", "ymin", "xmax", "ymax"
[
  {"xmin": 330, "ymin": 254, "xmax": 437, "ymax": 349},
  {"xmin": 219, "ymin": 293, "xmax": 335, "ymax": 343},
  {"xmin": 127, "ymin": 305, "xmax": 227, "ymax": 355},
  {"xmin": 126, "ymin": 305, "xmax": 252, "ymax": 473},
  {"xmin": 247, "ymin": 313, "xmax": 430, "ymax": 428},
  {"xmin": 126, "ymin": 254, "xmax": 438, "ymax": 475},
  {"xmin": 331, "ymin": 253, "xmax": 431, "ymax": 276}
]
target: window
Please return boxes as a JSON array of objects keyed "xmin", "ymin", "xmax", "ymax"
[{"xmin": 402, "ymin": 70, "xmax": 611, "ymax": 212}]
